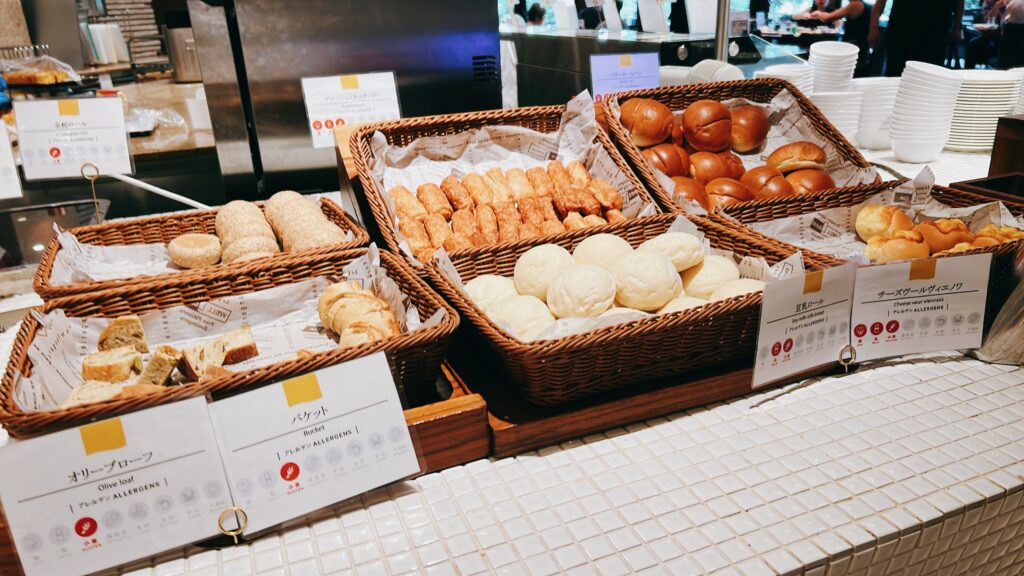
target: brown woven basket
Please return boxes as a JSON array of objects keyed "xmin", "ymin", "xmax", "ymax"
[
  {"xmin": 33, "ymin": 197, "xmax": 370, "ymax": 299},
  {"xmin": 2, "ymin": 249, "xmax": 458, "ymax": 438},
  {"xmin": 600, "ymin": 78, "xmax": 875, "ymax": 213},
  {"xmin": 718, "ymin": 179, "xmax": 1024, "ymax": 325},
  {"xmin": 427, "ymin": 213, "xmax": 831, "ymax": 407},
  {"xmin": 350, "ymin": 104, "xmax": 662, "ymax": 268}
]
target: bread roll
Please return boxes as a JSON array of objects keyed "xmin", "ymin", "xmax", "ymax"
[
  {"xmin": 265, "ymin": 191, "xmax": 347, "ymax": 252},
  {"xmin": 566, "ymin": 160, "xmax": 591, "ymax": 188},
  {"xmin": 689, "ymin": 152, "xmax": 730, "ymax": 184},
  {"xmin": 582, "ymin": 214, "xmax": 608, "ymax": 228},
  {"xmin": 563, "ymin": 212, "xmax": 587, "ymax": 230},
  {"xmin": 519, "ymin": 222, "xmax": 542, "ymax": 239},
  {"xmin": 440, "ymin": 176, "xmax": 474, "ymax": 211},
  {"xmin": 638, "ymin": 232, "xmax": 704, "ymax": 272},
  {"xmin": 864, "ymin": 230, "xmax": 930, "ymax": 263},
  {"xmin": 546, "ymin": 264, "xmax": 617, "ymax": 318},
  {"xmin": 914, "ymin": 219, "xmax": 973, "ymax": 253},
  {"xmin": 766, "ymin": 141, "xmax": 827, "ymax": 173},
  {"xmin": 620, "ymin": 98, "xmax": 675, "ymax": 147},
  {"xmin": 573, "ymin": 233, "xmax": 634, "ymax": 272},
  {"xmin": 514, "ymin": 244, "xmax": 575, "ymax": 301},
  {"xmin": 540, "ymin": 220, "xmax": 567, "ymax": 235},
  {"xmin": 417, "ymin": 183, "xmax": 454, "ymax": 220},
  {"xmin": 642, "ymin": 143, "xmax": 691, "ymax": 177},
  {"xmin": 605, "ymin": 210, "xmax": 627, "ymax": 223},
  {"xmin": 221, "ymin": 235, "xmax": 280, "ymax": 264},
  {"xmin": 854, "ymin": 205, "xmax": 914, "ymax": 242},
  {"xmin": 505, "ymin": 168, "xmax": 536, "ymax": 200},
  {"xmin": 683, "ymin": 100, "xmax": 732, "ymax": 152},
  {"xmin": 488, "ymin": 294, "xmax": 556, "ymax": 341},
  {"xmin": 484, "ymin": 169, "xmax": 514, "ymax": 203},
  {"xmin": 587, "ymin": 179, "xmax": 624, "ymax": 211},
  {"xmin": 710, "ymin": 279, "xmax": 765, "ymax": 302},
  {"xmin": 658, "ymin": 296, "xmax": 707, "ymax": 315},
  {"xmin": 705, "ymin": 178, "xmax": 753, "ymax": 210},
  {"xmin": 464, "ymin": 274, "xmax": 519, "ymax": 314},
  {"xmin": 786, "ymin": 169, "xmax": 835, "ymax": 195},
  {"xmin": 526, "ymin": 167, "xmax": 555, "ymax": 197},
  {"xmin": 613, "ymin": 251, "xmax": 683, "ymax": 311},
  {"xmin": 475, "ymin": 204, "xmax": 500, "ymax": 244},
  {"xmin": 399, "ymin": 219, "xmax": 432, "ymax": 257},
  {"xmin": 730, "ymin": 105, "xmax": 770, "ymax": 153},
  {"xmin": 718, "ymin": 151, "xmax": 746, "ymax": 180},
  {"xmin": 740, "ymin": 166, "xmax": 795, "ymax": 200},
  {"xmin": 671, "ymin": 176, "xmax": 709, "ymax": 211},
  {"xmin": 461, "ymin": 173, "xmax": 493, "ymax": 206},
  {"xmin": 215, "ymin": 201, "xmax": 272, "ymax": 244},
  {"xmin": 390, "ymin": 186, "xmax": 429, "ymax": 221},
  {"xmin": 168, "ymin": 233, "xmax": 222, "ymax": 269},
  {"xmin": 682, "ymin": 255, "xmax": 740, "ymax": 299},
  {"xmin": 423, "ymin": 213, "xmax": 451, "ymax": 248}
]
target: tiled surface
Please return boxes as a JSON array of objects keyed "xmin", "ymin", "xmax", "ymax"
[{"xmin": 93, "ymin": 351, "xmax": 1024, "ymax": 576}]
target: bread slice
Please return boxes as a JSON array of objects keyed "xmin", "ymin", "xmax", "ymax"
[
  {"xmin": 82, "ymin": 346, "xmax": 143, "ymax": 382},
  {"xmin": 98, "ymin": 315, "xmax": 149, "ymax": 353},
  {"xmin": 200, "ymin": 365, "xmax": 235, "ymax": 381},
  {"xmin": 178, "ymin": 324, "xmax": 258, "ymax": 381},
  {"xmin": 119, "ymin": 384, "xmax": 166, "ymax": 398},
  {"xmin": 60, "ymin": 380, "xmax": 122, "ymax": 409},
  {"xmin": 136, "ymin": 345, "xmax": 182, "ymax": 387}
]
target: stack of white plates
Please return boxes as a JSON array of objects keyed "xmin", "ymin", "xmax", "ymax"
[
  {"xmin": 851, "ymin": 77, "xmax": 900, "ymax": 150},
  {"xmin": 659, "ymin": 66, "xmax": 692, "ymax": 86},
  {"xmin": 809, "ymin": 41, "xmax": 860, "ymax": 92},
  {"xmin": 890, "ymin": 61, "xmax": 963, "ymax": 163},
  {"xmin": 688, "ymin": 59, "xmax": 745, "ymax": 84},
  {"xmin": 809, "ymin": 91, "xmax": 863, "ymax": 142},
  {"xmin": 947, "ymin": 70, "xmax": 1023, "ymax": 152},
  {"xmin": 753, "ymin": 63, "xmax": 814, "ymax": 94},
  {"xmin": 1013, "ymin": 68, "xmax": 1024, "ymax": 113}
]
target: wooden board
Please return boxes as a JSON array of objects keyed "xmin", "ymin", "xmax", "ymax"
[{"xmin": 0, "ymin": 370, "xmax": 489, "ymax": 575}]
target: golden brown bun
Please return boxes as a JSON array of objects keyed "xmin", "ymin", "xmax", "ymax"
[
  {"xmin": 705, "ymin": 178, "xmax": 753, "ymax": 210},
  {"xmin": 683, "ymin": 100, "xmax": 732, "ymax": 152},
  {"xmin": 620, "ymin": 98, "xmax": 674, "ymax": 148},
  {"xmin": 671, "ymin": 122, "xmax": 684, "ymax": 147},
  {"xmin": 670, "ymin": 176, "xmax": 709, "ymax": 211},
  {"xmin": 864, "ymin": 230, "xmax": 930, "ymax": 263},
  {"xmin": 914, "ymin": 219, "xmax": 973, "ymax": 253},
  {"xmin": 689, "ymin": 151, "xmax": 730, "ymax": 184},
  {"xmin": 642, "ymin": 143, "xmax": 691, "ymax": 177},
  {"xmin": 740, "ymin": 166, "xmax": 795, "ymax": 200},
  {"xmin": 786, "ymin": 169, "xmax": 835, "ymax": 195},
  {"xmin": 971, "ymin": 235, "xmax": 1002, "ymax": 248},
  {"xmin": 766, "ymin": 141, "xmax": 828, "ymax": 173},
  {"xmin": 718, "ymin": 151, "xmax": 746, "ymax": 180},
  {"xmin": 976, "ymin": 224, "xmax": 1024, "ymax": 243},
  {"xmin": 855, "ymin": 204, "xmax": 914, "ymax": 242},
  {"xmin": 730, "ymin": 105, "xmax": 770, "ymax": 153}
]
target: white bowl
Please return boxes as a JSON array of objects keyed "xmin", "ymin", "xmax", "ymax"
[
  {"xmin": 891, "ymin": 138, "xmax": 946, "ymax": 163},
  {"xmin": 810, "ymin": 41, "xmax": 860, "ymax": 57}
]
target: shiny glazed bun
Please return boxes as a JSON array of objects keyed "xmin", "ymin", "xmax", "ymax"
[
  {"xmin": 670, "ymin": 176, "xmax": 709, "ymax": 211},
  {"xmin": 786, "ymin": 169, "xmax": 835, "ymax": 195},
  {"xmin": 730, "ymin": 105, "xmax": 770, "ymax": 153},
  {"xmin": 855, "ymin": 205, "xmax": 914, "ymax": 242},
  {"xmin": 642, "ymin": 143, "xmax": 691, "ymax": 177},
  {"xmin": 620, "ymin": 98, "xmax": 675, "ymax": 148},
  {"xmin": 914, "ymin": 219, "xmax": 974, "ymax": 253},
  {"xmin": 689, "ymin": 151, "xmax": 730, "ymax": 184},
  {"xmin": 766, "ymin": 141, "xmax": 828, "ymax": 173},
  {"xmin": 740, "ymin": 166, "xmax": 795, "ymax": 200},
  {"xmin": 864, "ymin": 230, "xmax": 930, "ymax": 263},
  {"xmin": 718, "ymin": 151, "xmax": 746, "ymax": 180},
  {"xmin": 705, "ymin": 178, "xmax": 753, "ymax": 210},
  {"xmin": 683, "ymin": 100, "xmax": 732, "ymax": 152}
]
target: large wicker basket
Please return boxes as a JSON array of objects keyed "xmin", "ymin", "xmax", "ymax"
[
  {"xmin": 350, "ymin": 104, "xmax": 662, "ymax": 268},
  {"xmin": 718, "ymin": 180, "xmax": 1024, "ymax": 325},
  {"xmin": 2, "ymin": 249, "xmax": 458, "ymax": 438},
  {"xmin": 33, "ymin": 197, "xmax": 369, "ymax": 299},
  {"xmin": 600, "ymin": 78, "xmax": 875, "ymax": 213},
  {"xmin": 427, "ymin": 213, "xmax": 837, "ymax": 407}
]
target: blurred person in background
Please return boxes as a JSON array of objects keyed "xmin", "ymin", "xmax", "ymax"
[
  {"xmin": 527, "ymin": 3, "xmax": 547, "ymax": 25},
  {"xmin": 870, "ymin": 0, "xmax": 964, "ymax": 76},
  {"xmin": 798, "ymin": 0, "xmax": 873, "ymax": 76}
]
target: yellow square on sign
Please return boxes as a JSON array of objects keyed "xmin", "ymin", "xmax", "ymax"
[
  {"xmin": 57, "ymin": 100, "xmax": 81, "ymax": 116},
  {"xmin": 340, "ymin": 75, "xmax": 360, "ymax": 90},
  {"xmin": 802, "ymin": 270, "xmax": 824, "ymax": 294},
  {"xmin": 909, "ymin": 259, "xmax": 937, "ymax": 281},
  {"xmin": 80, "ymin": 418, "xmax": 127, "ymax": 455},
  {"xmin": 282, "ymin": 373, "xmax": 322, "ymax": 407},
  {"xmin": 619, "ymin": 54, "xmax": 633, "ymax": 67}
]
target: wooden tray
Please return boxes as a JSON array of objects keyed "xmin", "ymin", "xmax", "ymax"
[{"xmin": 0, "ymin": 367, "xmax": 489, "ymax": 576}]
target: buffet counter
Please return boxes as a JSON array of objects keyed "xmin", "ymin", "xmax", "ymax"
[{"xmin": 118, "ymin": 80, "xmax": 215, "ymax": 160}]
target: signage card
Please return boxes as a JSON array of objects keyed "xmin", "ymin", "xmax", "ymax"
[
  {"xmin": 0, "ymin": 398, "xmax": 231, "ymax": 576},
  {"xmin": 300, "ymin": 72, "xmax": 401, "ymax": 149},
  {"xmin": 851, "ymin": 254, "xmax": 991, "ymax": 362},
  {"xmin": 602, "ymin": 0, "xmax": 624, "ymax": 30},
  {"xmin": 208, "ymin": 353, "xmax": 419, "ymax": 534},
  {"xmin": 0, "ymin": 123, "xmax": 21, "ymax": 198},
  {"xmin": 636, "ymin": 0, "xmax": 670, "ymax": 33},
  {"xmin": 13, "ymin": 98, "xmax": 132, "ymax": 181},
  {"xmin": 753, "ymin": 263, "xmax": 856, "ymax": 388},
  {"xmin": 590, "ymin": 52, "xmax": 660, "ymax": 101}
]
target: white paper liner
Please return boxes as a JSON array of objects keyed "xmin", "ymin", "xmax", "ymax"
[
  {"xmin": 368, "ymin": 91, "xmax": 659, "ymax": 266},
  {"xmin": 437, "ymin": 215, "xmax": 804, "ymax": 342},
  {"xmin": 607, "ymin": 88, "xmax": 879, "ymax": 214},
  {"xmin": 13, "ymin": 245, "xmax": 445, "ymax": 412},
  {"xmin": 744, "ymin": 167, "xmax": 1024, "ymax": 263}
]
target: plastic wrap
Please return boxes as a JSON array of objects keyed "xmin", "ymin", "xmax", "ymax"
[
  {"xmin": 0, "ymin": 56, "xmax": 81, "ymax": 85},
  {"xmin": 974, "ymin": 244, "xmax": 1024, "ymax": 365}
]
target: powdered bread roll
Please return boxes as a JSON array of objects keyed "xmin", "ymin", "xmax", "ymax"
[
  {"xmin": 613, "ymin": 251, "xmax": 683, "ymax": 311},
  {"xmin": 638, "ymin": 232, "xmax": 704, "ymax": 272},
  {"xmin": 599, "ymin": 307, "xmax": 650, "ymax": 321},
  {"xmin": 546, "ymin": 264, "xmax": 617, "ymax": 318},
  {"xmin": 572, "ymin": 234, "xmax": 634, "ymax": 273},
  {"xmin": 681, "ymin": 255, "xmax": 740, "ymax": 299},
  {"xmin": 221, "ymin": 235, "xmax": 280, "ymax": 264},
  {"xmin": 488, "ymin": 294, "xmax": 556, "ymax": 341},
  {"xmin": 464, "ymin": 275, "xmax": 519, "ymax": 314},
  {"xmin": 709, "ymin": 279, "xmax": 765, "ymax": 302},
  {"xmin": 168, "ymin": 233, "xmax": 222, "ymax": 269},
  {"xmin": 513, "ymin": 244, "xmax": 575, "ymax": 302},
  {"xmin": 659, "ymin": 296, "xmax": 707, "ymax": 314}
]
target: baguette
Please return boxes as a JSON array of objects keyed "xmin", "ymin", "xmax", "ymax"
[{"xmin": 179, "ymin": 324, "xmax": 258, "ymax": 380}]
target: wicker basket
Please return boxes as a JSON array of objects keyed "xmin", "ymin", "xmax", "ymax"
[
  {"xmin": 718, "ymin": 179, "xmax": 1024, "ymax": 325},
  {"xmin": 33, "ymin": 197, "xmax": 370, "ymax": 299},
  {"xmin": 427, "ymin": 213, "xmax": 832, "ymax": 407},
  {"xmin": 600, "ymin": 78, "xmax": 875, "ymax": 213},
  {"xmin": 2, "ymin": 249, "xmax": 458, "ymax": 438},
  {"xmin": 350, "ymin": 104, "xmax": 661, "ymax": 268}
]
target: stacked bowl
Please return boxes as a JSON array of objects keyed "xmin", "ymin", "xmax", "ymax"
[
  {"xmin": 753, "ymin": 63, "xmax": 814, "ymax": 94},
  {"xmin": 809, "ymin": 91, "xmax": 862, "ymax": 142},
  {"xmin": 851, "ymin": 77, "xmax": 900, "ymax": 150},
  {"xmin": 809, "ymin": 41, "xmax": 859, "ymax": 92},
  {"xmin": 947, "ymin": 70, "xmax": 1023, "ymax": 152},
  {"xmin": 688, "ymin": 59, "xmax": 745, "ymax": 84},
  {"xmin": 1014, "ymin": 68, "xmax": 1024, "ymax": 114},
  {"xmin": 890, "ymin": 61, "xmax": 963, "ymax": 163}
]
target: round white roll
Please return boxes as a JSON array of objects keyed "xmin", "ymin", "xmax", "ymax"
[
  {"xmin": 659, "ymin": 296, "xmax": 708, "ymax": 314},
  {"xmin": 572, "ymin": 234, "xmax": 634, "ymax": 272},
  {"xmin": 464, "ymin": 275, "xmax": 519, "ymax": 314},
  {"xmin": 513, "ymin": 244, "xmax": 575, "ymax": 302},
  {"xmin": 710, "ymin": 278, "xmax": 765, "ymax": 301},
  {"xmin": 488, "ymin": 294, "xmax": 556, "ymax": 341},
  {"xmin": 681, "ymin": 255, "xmax": 740, "ymax": 299},
  {"xmin": 638, "ymin": 232, "xmax": 704, "ymax": 272},
  {"xmin": 546, "ymin": 264, "xmax": 617, "ymax": 319},
  {"xmin": 613, "ymin": 251, "xmax": 683, "ymax": 311}
]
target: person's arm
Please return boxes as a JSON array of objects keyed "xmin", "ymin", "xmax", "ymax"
[
  {"xmin": 952, "ymin": 0, "xmax": 964, "ymax": 40},
  {"xmin": 869, "ymin": 0, "xmax": 887, "ymax": 48},
  {"xmin": 814, "ymin": 1, "xmax": 865, "ymax": 23}
]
